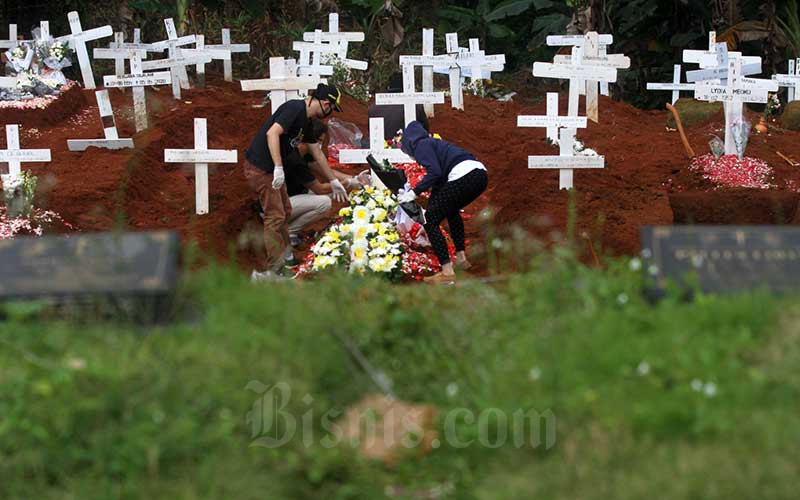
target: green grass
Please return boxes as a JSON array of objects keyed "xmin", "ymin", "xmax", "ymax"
[{"xmin": 0, "ymin": 252, "xmax": 798, "ymax": 499}]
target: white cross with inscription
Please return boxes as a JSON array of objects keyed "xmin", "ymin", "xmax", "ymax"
[
  {"xmin": 0, "ymin": 125, "xmax": 51, "ymax": 176},
  {"xmin": 547, "ymin": 33, "xmax": 613, "ymax": 98},
  {"xmin": 302, "ymin": 13, "xmax": 366, "ymax": 69},
  {"xmin": 518, "ymin": 92, "xmax": 588, "ymax": 143},
  {"xmin": 773, "ymin": 59, "xmax": 800, "ymax": 102},
  {"xmin": 141, "ymin": 51, "xmax": 211, "ymax": 99},
  {"xmin": 528, "ymin": 127, "xmax": 604, "ymax": 190},
  {"xmin": 62, "ymin": 11, "xmax": 112, "ymax": 89},
  {"xmin": 182, "ymin": 35, "xmax": 231, "ymax": 88},
  {"xmin": 683, "ymin": 32, "xmax": 762, "ymax": 80},
  {"xmin": 0, "ymin": 24, "xmax": 18, "ymax": 50},
  {"xmin": 204, "ymin": 28, "xmax": 250, "ymax": 82},
  {"xmin": 93, "ymin": 41, "xmax": 148, "ymax": 81},
  {"xmin": 339, "ymin": 117, "xmax": 414, "ymax": 190},
  {"xmin": 103, "ymin": 52, "xmax": 172, "ymax": 132},
  {"xmin": 164, "ymin": 118, "xmax": 238, "ymax": 215},
  {"xmin": 375, "ymin": 64, "xmax": 445, "ymax": 126},
  {"xmin": 647, "ymin": 64, "xmax": 695, "ymax": 104},
  {"xmin": 693, "ymin": 57, "xmax": 778, "ymax": 155},
  {"xmin": 438, "ymin": 33, "xmax": 505, "ymax": 110},
  {"xmin": 240, "ymin": 57, "xmax": 324, "ymax": 114},
  {"xmin": 67, "ymin": 90, "xmax": 134, "ymax": 151},
  {"xmin": 149, "ymin": 18, "xmax": 195, "ymax": 92}
]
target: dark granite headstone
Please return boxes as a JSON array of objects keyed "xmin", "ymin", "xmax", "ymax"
[
  {"xmin": 641, "ymin": 226, "xmax": 800, "ymax": 294},
  {"xmin": 0, "ymin": 231, "xmax": 180, "ymax": 299}
]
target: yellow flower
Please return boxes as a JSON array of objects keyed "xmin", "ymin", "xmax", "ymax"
[
  {"xmin": 338, "ymin": 207, "xmax": 352, "ymax": 217},
  {"xmin": 373, "ymin": 208, "xmax": 388, "ymax": 222},
  {"xmin": 353, "ymin": 205, "xmax": 369, "ymax": 223}
]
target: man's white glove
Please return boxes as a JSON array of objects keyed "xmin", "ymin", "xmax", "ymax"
[
  {"xmin": 272, "ymin": 166, "xmax": 285, "ymax": 189},
  {"xmin": 330, "ymin": 178, "xmax": 349, "ymax": 202},
  {"xmin": 356, "ymin": 169, "xmax": 371, "ymax": 186},
  {"xmin": 398, "ymin": 190, "xmax": 417, "ymax": 203},
  {"xmin": 346, "ymin": 177, "xmax": 361, "ymax": 189}
]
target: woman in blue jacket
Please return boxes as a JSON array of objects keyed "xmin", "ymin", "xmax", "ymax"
[{"xmin": 398, "ymin": 121, "xmax": 488, "ymax": 284}]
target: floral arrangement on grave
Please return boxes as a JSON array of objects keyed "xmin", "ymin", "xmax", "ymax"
[
  {"xmin": 545, "ymin": 136, "xmax": 599, "ymax": 157},
  {"xmin": 0, "ymin": 171, "xmax": 73, "ymax": 238},
  {"xmin": 756, "ymin": 92, "xmax": 781, "ymax": 133},
  {"xmin": 1, "ymin": 28, "xmax": 73, "ymax": 101},
  {"xmin": 322, "ymin": 54, "xmax": 370, "ymax": 102}
]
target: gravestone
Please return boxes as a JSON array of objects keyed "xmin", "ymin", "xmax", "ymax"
[
  {"xmin": 641, "ymin": 225, "xmax": 800, "ymax": 294},
  {"xmin": 0, "ymin": 231, "xmax": 180, "ymax": 301},
  {"xmin": 0, "ymin": 125, "xmax": 51, "ymax": 176},
  {"xmin": 647, "ymin": 64, "xmax": 695, "ymax": 104},
  {"xmin": 772, "ymin": 59, "xmax": 800, "ymax": 103},
  {"xmin": 204, "ymin": 28, "xmax": 251, "ymax": 82},
  {"xmin": 374, "ymin": 64, "xmax": 444, "ymax": 126},
  {"xmin": 338, "ymin": 117, "xmax": 413, "ymax": 190},
  {"xmin": 63, "ymin": 11, "xmax": 113, "ymax": 89},
  {"xmin": 240, "ymin": 57, "xmax": 324, "ymax": 114},
  {"xmin": 67, "ymin": 90, "xmax": 134, "ymax": 151},
  {"xmin": 103, "ymin": 52, "xmax": 172, "ymax": 132},
  {"xmin": 164, "ymin": 118, "xmax": 238, "ymax": 215}
]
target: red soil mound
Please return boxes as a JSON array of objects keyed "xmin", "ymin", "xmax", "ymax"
[
  {"xmin": 0, "ymin": 83, "xmax": 88, "ymax": 129},
  {"xmin": 4, "ymin": 78, "xmax": 800, "ymax": 270}
]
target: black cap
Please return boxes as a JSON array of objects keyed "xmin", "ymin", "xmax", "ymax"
[{"xmin": 313, "ymin": 83, "xmax": 343, "ymax": 112}]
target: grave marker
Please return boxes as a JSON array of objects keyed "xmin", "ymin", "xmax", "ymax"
[
  {"xmin": 440, "ymin": 33, "xmax": 505, "ymax": 110},
  {"xmin": 527, "ymin": 127, "xmax": 604, "ymax": 190},
  {"xmin": 204, "ymin": 28, "xmax": 250, "ymax": 82},
  {"xmin": 0, "ymin": 125, "xmax": 51, "ymax": 176},
  {"xmin": 141, "ymin": 52, "xmax": 211, "ymax": 99},
  {"xmin": 646, "ymin": 64, "xmax": 695, "ymax": 104},
  {"xmin": 338, "ymin": 118, "xmax": 413, "ymax": 191},
  {"xmin": 93, "ymin": 42, "xmax": 148, "ymax": 81},
  {"xmin": 772, "ymin": 59, "xmax": 800, "ymax": 103},
  {"xmin": 108, "ymin": 28, "xmax": 153, "ymax": 51},
  {"xmin": 517, "ymin": 92, "xmax": 588, "ymax": 143},
  {"xmin": 0, "ymin": 24, "xmax": 18, "ymax": 50},
  {"xmin": 301, "ymin": 13, "xmax": 366, "ymax": 71},
  {"xmin": 374, "ymin": 64, "xmax": 444, "ymax": 126},
  {"xmin": 182, "ymin": 35, "xmax": 231, "ymax": 88},
  {"xmin": 240, "ymin": 57, "xmax": 324, "ymax": 114},
  {"xmin": 164, "ymin": 118, "xmax": 238, "ymax": 215},
  {"xmin": 103, "ymin": 52, "xmax": 172, "ymax": 131},
  {"xmin": 152, "ymin": 18, "xmax": 195, "ymax": 91},
  {"xmin": 67, "ymin": 90, "xmax": 134, "ymax": 151},
  {"xmin": 64, "ymin": 11, "xmax": 113, "ymax": 89}
]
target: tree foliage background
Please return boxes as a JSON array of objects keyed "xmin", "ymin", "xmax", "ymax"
[{"xmin": 2, "ymin": 0, "xmax": 799, "ymax": 108}]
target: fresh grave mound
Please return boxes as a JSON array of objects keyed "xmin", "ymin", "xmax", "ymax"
[{"xmin": 0, "ymin": 81, "xmax": 87, "ymax": 128}]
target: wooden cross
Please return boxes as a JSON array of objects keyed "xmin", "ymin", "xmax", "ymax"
[
  {"xmin": 693, "ymin": 58, "xmax": 778, "ymax": 155},
  {"xmin": 109, "ymin": 28, "xmax": 152, "ymax": 51},
  {"xmin": 374, "ymin": 64, "xmax": 444, "ymax": 126},
  {"xmin": 294, "ymin": 30, "xmax": 367, "ymax": 76},
  {"xmin": 527, "ymin": 127, "xmax": 604, "ymax": 190},
  {"xmin": 647, "ymin": 64, "xmax": 695, "ymax": 104},
  {"xmin": 517, "ymin": 92, "xmax": 588, "ymax": 143},
  {"xmin": 0, "ymin": 24, "xmax": 18, "ymax": 50},
  {"xmin": 93, "ymin": 42, "xmax": 148, "ymax": 81},
  {"xmin": 0, "ymin": 125, "xmax": 51, "ymax": 176},
  {"xmin": 141, "ymin": 51, "xmax": 211, "ymax": 99},
  {"xmin": 182, "ymin": 35, "xmax": 231, "ymax": 88},
  {"xmin": 683, "ymin": 32, "xmax": 761, "ymax": 80},
  {"xmin": 204, "ymin": 28, "xmax": 250, "ymax": 82},
  {"xmin": 67, "ymin": 90, "xmax": 134, "ymax": 151},
  {"xmin": 240, "ymin": 57, "xmax": 324, "ymax": 114},
  {"xmin": 149, "ymin": 18, "xmax": 196, "ymax": 92},
  {"xmin": 103, "ymin": 52, "xmax": 172, "ymax": 132},
  {"xmin": 338, "ymin": 118, "xmax": 414, "ymax": 191},
  {"xmin": 773, "ymin": 59, "xmax": 800, "ymax": 102},
  {"xmin": 63, "ymin": 11, "xmax": 112, "ymax": 89},
  {"xmin": 439, "ymin": 33, "xmax": 505, "ymax": 110},
  {"xmin": 164, "ymin": 118, "xmax": 238, "ymax": 215},
  {"xmin": 548, "ymin": 33, "xmax": 613, "ymax": 99},
  {"xmin": 302, "ymin": 13, "xmax": 365, "ymax": 68}
]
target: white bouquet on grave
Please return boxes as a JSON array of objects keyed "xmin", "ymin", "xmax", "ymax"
[
  {"xmin": 5, "ymin": 43, "xmax": 35, "ymax": 74},
  {"xmin": 730, "ymin": 119, "xmax": 751, "ymax": 160}
]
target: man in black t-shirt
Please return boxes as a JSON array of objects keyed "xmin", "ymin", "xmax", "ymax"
[{"xmin": 243, "ymin": 83, "xmax": 348, "ymax": 280}]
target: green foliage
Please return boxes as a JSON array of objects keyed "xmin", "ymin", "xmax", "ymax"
[
  {"xmin": 778, "ymin": 0, "xmax": 800, "ymax": 58},
  {"xmin": 0, "ymin": 248, "xmax": 798, "ymax": 498}
]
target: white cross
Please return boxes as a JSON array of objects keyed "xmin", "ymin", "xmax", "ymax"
[
  {"xmin": 164, "ymin": 118, "xmax": 238, "ymax": 215},
  {"xmin": 141, "ymin": 51, "xmax": 211, "ymax": 99},
  {"xmin": 0, "ymin": 125, "xmax": 51, "ymax": 176},
  {"xmin": 438, "ymin": 33, "xmax": 505, "ymax": 110},
  {"xmin": 0, "ymin": 24, "xmax": 18, "ymax": 50},
  {"xmin": 339, "ymin": 117, "xmax": 414, "ymax": 191},
  {"xmin": 93, "ymin": 41, "xmax": 148, "ymax": 81},
  {"xmin": 150, "ymin": 18, "xmax": 195, "ymax": 92},
  {"xmin": 67, "ymin": 90, "xmax": 134, "ymax": 151},
  {"xmin": 647, "ymin": 64, "xmax": 695, "ymax": 104},
  {"xmin": 374, "ymin": 64, "xmax": 444, "ymax": 126},
  {"xmin": 63, "ymin": 11, "xmax": 112, "ymax": 89},
  {"xmin": 533, "ymin": 47, "xmax": 618, "ymax": 118},
  {"xmin": 527, "ymin": 128, "xmax": 604, "ymax": 190},
  {"xmin": 182, "ymin": 35, "xmax": 231, "ymax": 88},
  {"xmin": 683, "ymin": 34, "xmax": 761, "ymax": 80},
  {"xmin": 422, "ymin": 28, "xmax": 435, "ymax": 117},
  {"xmin": 773, "ymin": 59, "xmax": 800, "ymax": 102},
  {"xmin": 103, "ymin": 52, "xmax": 172, "ymax": 132},
  {"xmin": 694, "ymin": 58, "xmax": 778, "ymax": 155},
  {"xmin": 517, "ymin": 92, "xmax": 588, "ymax": 143},
  {"xmin": 109, "ymin": 28, "xmax": 152, "ymax": 51},
  {"xmin": 203, "ymin": 28, "xmax": 250, "ymax": 82},
  {"xmin": 549, "ymin": 33, "xmax": 613, "ymax": 99},
  {"xmin": 302, "ymin": 12, "xmax": 366, "ymax": 69},
  {"xmin": 240, "ymin": 57, "xmax": 324, "ymax": 114},
  {"xmin": 293, "ymin": 32, "xmax": 335, "ymax": 77}
]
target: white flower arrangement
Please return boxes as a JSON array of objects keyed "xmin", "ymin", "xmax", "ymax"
[{"xmin": 310, "ymin": 186, "xmax": 404, "ymax": 277}]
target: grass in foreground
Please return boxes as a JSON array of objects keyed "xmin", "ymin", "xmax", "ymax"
[{"xmin": 0, "ymin": 251, "xmax": 798, "ymax": 499}]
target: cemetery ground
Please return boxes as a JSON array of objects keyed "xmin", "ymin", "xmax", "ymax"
[
  {"xmin": 2, "ymin": 79, "xmax": 800, "ymax": 498},
  {"xmin": 4, "ymin": 79, "xmax": 800, "ymax": 272}
]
